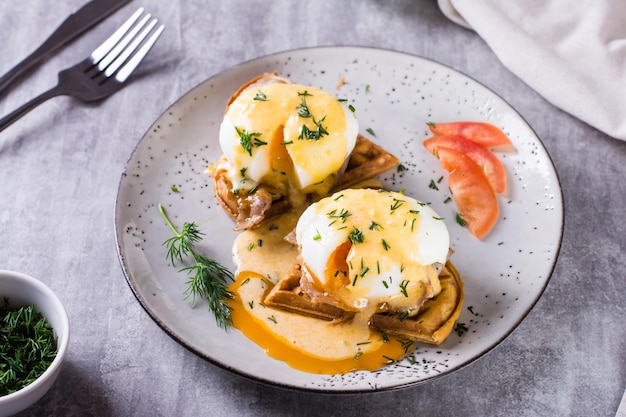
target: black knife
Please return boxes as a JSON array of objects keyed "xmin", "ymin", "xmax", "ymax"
[{"xmin": 0, "ymin": 0, "xmax": 133, "ymax": 96}]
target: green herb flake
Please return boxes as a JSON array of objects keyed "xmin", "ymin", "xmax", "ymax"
[
  {"xmin": 399, "ymin": 280, "xmax": 409, "ymax": 297},
  {"xmin": 296, "ymin": 96, "xmax": 312, "ymax": 118},
  {"xmin": 348, "ymin": 227, "xmax": 365, "ymax": 244},
  {"xmin": 366, "ymin": 127, "xmax": 376, "ymax": 137},
  {"xmin": 298, "ymin": 116, "xmax": 329, "ymax": 141},
  {"xmin": 454, "ymin": 321, "xmax": 469, "ymax": 337},
  {"xmin": 399, "ymin": 339, "xmax": 415, "ymax": 354},
  {"xmin": 253, "ymin": 90, "xmax": 268, "ymax": 101},
  {"xmin": 429, "ymin": 179, "xmax": 439, "ymax": 191},
  {"xmin": 369, "ymin": 221, "xmax": 383, "ymax": 231},
  {"xmin": 235, "ymin": 126, "xmax": 266, "ymax": 156},
  {"xmin": 390, "ymin": 198, "xmax": 405, "ymax": 212},
  {"xmin": 398, "ymin": 310, "xmax": 410, "ymax": 322},
  {"xmin": 170, "ymin": 186, "xmax": 179, "ymax": 193},
  {"xmin": 327, "ymin": 208, "xmax": 351, "ymax": 224},
  {"xmin": 455, "ymin": 213, "xmax": 468, "ymax": 227}
]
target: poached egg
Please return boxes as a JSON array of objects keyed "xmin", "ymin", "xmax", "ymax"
[
  {"xmin": 295, "ymin": 188, "xmax": 450, "ymax": 313},
  {"xmin": 218, "ymin": 81, "xmax": 359, "ymax": 196}
]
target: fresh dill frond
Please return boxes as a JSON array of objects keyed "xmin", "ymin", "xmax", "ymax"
[{"xmin": 158, "ymin": 204, "xmax": 234, "ymax": 330}]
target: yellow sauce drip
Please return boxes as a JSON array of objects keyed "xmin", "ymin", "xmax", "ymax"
[{"xmin": 228, "ymin": 273, "xmax": 409, "ymax": 374}]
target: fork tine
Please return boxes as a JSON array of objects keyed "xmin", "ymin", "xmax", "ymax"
[
  {"xmin": 97, "ymin": 13, "xmax": 152, "ymax": 71},
  {"xmin": 90, "ymin": 8, "xmax": 144, "ymax": 64},
  {"xmin": 114, "ymin": 24, "xmax": 165, "ymax": 82},
  {"xmin": 105, "ymin": 18, "xmax": 159, "ymax": 78}
]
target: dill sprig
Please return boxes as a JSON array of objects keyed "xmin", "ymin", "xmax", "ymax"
[{"xmin": 158, "ymin": 204, "xmax": 234, "ymax": 330}]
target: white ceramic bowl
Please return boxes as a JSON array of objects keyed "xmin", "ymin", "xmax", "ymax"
[{"xmin": 0, "ymin": 270, "xmax": 70, "ymax": 416}]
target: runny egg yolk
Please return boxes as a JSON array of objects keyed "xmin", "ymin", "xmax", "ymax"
[
  {"xmin": 218, "ymin": 82, "xmax": 359, "ymax": 195},
  {"xmin": 296, "ymin": 188, "xmax": 450, "ymax": 313}
]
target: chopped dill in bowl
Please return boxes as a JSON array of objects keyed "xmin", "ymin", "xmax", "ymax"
[{"xmin": 0, "ymin": 298, "xmax": 58, "ymax": 396}]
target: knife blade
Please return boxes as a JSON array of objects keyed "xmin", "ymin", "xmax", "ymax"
[{"xmin": 0, "ymin": 0, "xmax": 133, "ymax": 96}]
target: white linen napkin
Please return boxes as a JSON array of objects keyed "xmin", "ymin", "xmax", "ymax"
[{"xmin": 438, "ymin": 0, "xmax": 626, "ymax": 141}]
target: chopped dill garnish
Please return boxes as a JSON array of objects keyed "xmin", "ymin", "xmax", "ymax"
[
  {"xmin": 456, "ymin": 213, "xmax": 468, "ymax": 227},
  {"xmin": 369, "ymin": 221, "xmax": 383, "ymax": 231},
  {"xmin": 348, "ymin": 227, "xmax": 364, "ymax": 244},
  {"xmin": 399, "ymin": 280, "xmax": 409, "ymax": 297},
  {"xmin": 399, "ymin": 339, "xmax": 415, "ymax": 353},
  {"xmin": 253, "ymin": 90, "xmax": 268, "ymax": 101},
  {"xmin": 235, "ymin": 126, "xmax": 266, "ymax": 156},
  {"xmin": 454, "ymin": 321, "xmax": 469, "ymax": 336}
]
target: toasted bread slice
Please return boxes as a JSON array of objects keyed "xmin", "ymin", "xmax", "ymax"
[{"xmin": 264, "ymin": 261, "xmax": 463, "ymax": 345}]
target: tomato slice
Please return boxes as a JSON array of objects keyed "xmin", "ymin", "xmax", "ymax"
[
  {"xmin": 428, "ymin": 122, "xmax": 512, "ymax": 147},
  {"xmin": 436, "ymin": 147, "xmax": 499, "ymax": 238},
  {"xmin": 424, "ymin": 135, "xmax": 507, "ymax": 194}
]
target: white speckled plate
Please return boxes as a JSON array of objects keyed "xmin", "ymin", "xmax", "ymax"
[{"xmin": 114, "ymin": 47, "xmax": 563, "ymax": 392}]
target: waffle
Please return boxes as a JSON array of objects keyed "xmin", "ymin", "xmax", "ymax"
[
  {"xmin": 368, "ymin": 262, "xmax": 464, "ymax": 345},
  {"xmin": 264, "ymin": 261, "xmax": 463, "ymax": 346}
]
